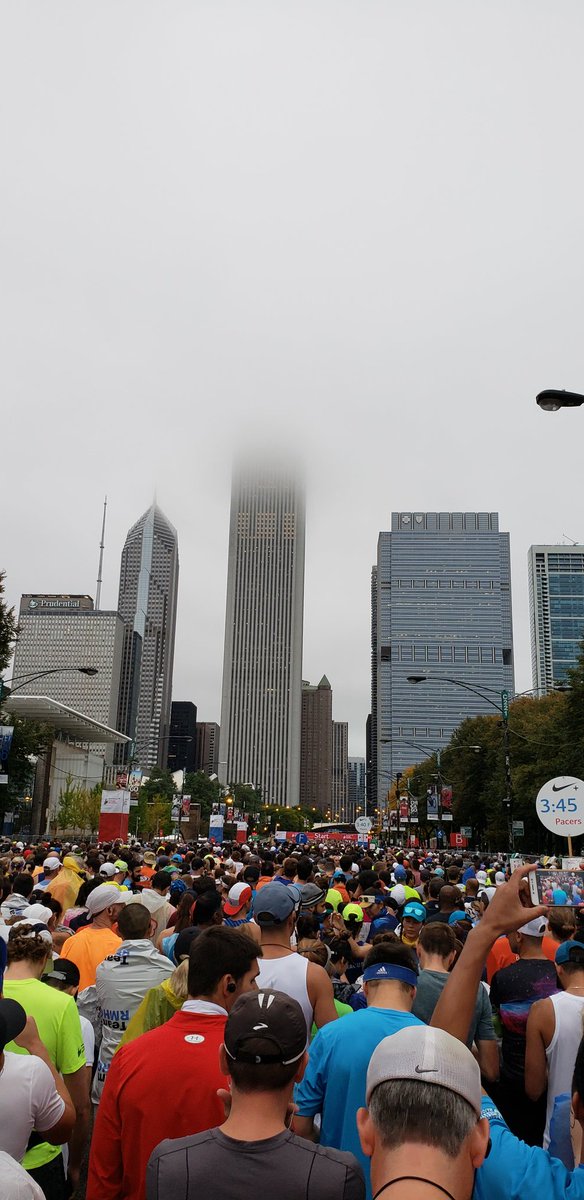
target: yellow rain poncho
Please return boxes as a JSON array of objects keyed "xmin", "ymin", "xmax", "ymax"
[{"xmin": 46, "ymin": 855, "xmax": 86, "ymax": 914}]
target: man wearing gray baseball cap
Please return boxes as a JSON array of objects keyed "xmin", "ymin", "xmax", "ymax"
[{"xmin": 357, "ymin": 1025, "xmax": 489, "ymax": 1200}]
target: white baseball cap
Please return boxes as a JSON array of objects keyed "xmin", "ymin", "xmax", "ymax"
[
  {"xmin": 43, "ymin": 857, "xmax": 61, "ymax": 872},
  {"xmin": 86, "ymin": 884, "xmax": 124, "ymax": 916},
  {"xmin": 366, "ymin": 1025, "xmax": 482, "ymax": 1117},
  {"xmin": 99, "ymin": 863, "xmax": 117, "ymax": 879},
  {"xmin": 518, "ymin": 915, "xmax": 548, "ymax": 937}
]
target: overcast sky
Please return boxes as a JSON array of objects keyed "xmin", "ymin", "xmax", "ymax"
[{"xmin": 2, "ymin": 2, "xmax": 584, "ymax": 757}]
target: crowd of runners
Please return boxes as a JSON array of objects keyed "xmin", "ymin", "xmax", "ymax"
[{"xmin": 1, "ymin": 835, "xmax": 584, "ymax": 1199}]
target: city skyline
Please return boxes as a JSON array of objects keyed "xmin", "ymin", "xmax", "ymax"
[
  {"xmin": 6, "ymin": 493, "xmax": 583, "ymax": 768},
  {"xmin": 3, "ymin": 4, "xmax": 584, "ymax": 768}
]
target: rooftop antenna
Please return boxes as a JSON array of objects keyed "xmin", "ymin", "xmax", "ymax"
[
  {"xmin": 95, "ymin": 495, "xmax": 108, "ymax": 610},
  {"xmin": 562, "ymin": 533, "xmax": 580, "ymax": 546}
]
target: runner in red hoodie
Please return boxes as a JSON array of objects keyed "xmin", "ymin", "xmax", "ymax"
[{"xmin": 87, "ymin": 926, "xmax": 261, "ymax": 1200}]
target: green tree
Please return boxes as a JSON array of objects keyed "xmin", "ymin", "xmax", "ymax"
[
  {"xmin": 140, "ymin": 767, "xmax": 175, "ymax": 804},
  {"xmin": 0, "ymin": 574, "xmax": 49, "ymax": 823},
  {"xmin": 142, "ymin": 795, "xmax": 172, "ymax": 839},
  {"xmin": 57, "ymin": 775, "xmax": 79, "ymax": 832},
  {"xmin": 183, "ymin": 771, "xmax": 222, "ymax": 825},
  {"xmin": 77, "ymin": 784, "xmax": 102, "ymax": 834}
]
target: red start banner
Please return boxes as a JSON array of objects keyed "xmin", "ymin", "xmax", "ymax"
[{"xmin": 449, "ymin": 833, "xmax": 468, "ymax": 848}]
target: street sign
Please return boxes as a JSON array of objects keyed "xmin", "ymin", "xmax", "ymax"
[
  {"xmin": 355, "ymin": 816, "xmax": 372, "ymax": 834},
  {"xmin": 512, "ymin": 820, "xmax": 524, "ymax": 836},
  {"xmin": 460, "ymin": 826, "xmax": 473, "ymax": 838},
  {"xmin": 535, "ymin": 776, "xmax": 584, "ymax": 838},
  {"xmin": 501, "ymin": 689, "xmax": 509, "ymax": 720}
]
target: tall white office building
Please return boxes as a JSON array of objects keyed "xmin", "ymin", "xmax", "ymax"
[
  {"xmin": 529, "ymin": 545, "xmax": 584, "ymax": 692},
  {"xmin": 219, "ymin": 465, "xmax": 305, "ymax": 807},
  {"xmin": 117, "ymin": 504, "xmax": 179, "ymax": 769},
  {"xmin": 12, "ymin": 595, "xmax": 124, "ymax": 762}
]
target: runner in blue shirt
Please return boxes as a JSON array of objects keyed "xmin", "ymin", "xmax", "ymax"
[{"xmin": 294, "ymin": 943, "xmax": 423, "ymax": 1198}]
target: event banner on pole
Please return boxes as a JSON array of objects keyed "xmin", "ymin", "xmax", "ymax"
[
  {"xmin": 399, "ymin": 798, "xmax": 409, "ymax": 825},
  {"xmin": 427, "ymin": 788, "xmax": 438, "ymax": 820},
  {"xmin": 409, "ymin": 798, "xmax": 418, "ymax": 824},
  {"xmin": 441, "ymin": 785, "xmax": 453, "ymax": 821},
  {"xmin": 99, "ymin": 789, "xmax": 131, "ymax": 841},
  {"xmin": 209, "ymin": 813, "xmax": 225, "ymax": 843}
]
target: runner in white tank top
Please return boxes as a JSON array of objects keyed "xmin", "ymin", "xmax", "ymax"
[
  {"xmin": 257, "ymin": 953, "xmax": 313, "ymax": 1039},
  {"xmin": 544, "ymin": 991, "xmax": 584, "ymax": 1147}
]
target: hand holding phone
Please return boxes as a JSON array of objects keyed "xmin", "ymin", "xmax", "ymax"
[{"xmin": 529, "ymin": 868, "xmax": 584, "ymax": 907}]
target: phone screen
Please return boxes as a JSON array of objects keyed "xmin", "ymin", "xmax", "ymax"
[{"xmin": 532, "ymin": 869, "xmax": 584, "ymax": 906}]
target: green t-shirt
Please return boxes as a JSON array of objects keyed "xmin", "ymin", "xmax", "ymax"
[{"xmin": 4, "ymin": 976, "xmax": 86, "ymax": 1169}]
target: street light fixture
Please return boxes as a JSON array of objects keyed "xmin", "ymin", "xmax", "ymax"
[
  {"xmin": 536, "ymin": 389, "xmax": 584, "ymax": 412},
  {"xmin": 407, "ymin": 674, "xmax": 514, "ymax": 846},
  {"xmin": 1, "ymin": 666, "xmax": 99, "ymax": 698}
]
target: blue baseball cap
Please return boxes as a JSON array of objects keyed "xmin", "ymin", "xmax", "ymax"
[
  {"xmin": 253, "ymin": 883, "xmax": 301, "ymax": 927},
  {"xmin": 393, "ymin": 865, "xmax": 407, "ymax": 881},
  {"xmin": 434, "ymin": 867, "xmax": 445, "ymax": 877},
  {"xmin": 402, "ymin": 901, "xmax": 426, "ymax": 924},
  {"xmin": 556, "ymin": 940, "xmax": 584, "ymax": 966},
  {"xmin": 448, "ymin": 910, "xmax": 468, "ymax": 926}
]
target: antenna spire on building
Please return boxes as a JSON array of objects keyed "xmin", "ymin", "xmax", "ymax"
[{"xmin": 95, "ymin": 495, "xmax": 108, "ymax": 611}]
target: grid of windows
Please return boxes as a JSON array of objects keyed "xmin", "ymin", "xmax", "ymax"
[
  {"xmin": 529, "ymin": 546, "xmax": 584, "ymax": 690},
  {"xmin": 219, "ymin": 468, "xmax": 305, "ymax": 807},
  {"xmin": 117, "ymin": 506, "xmax": 179, "ymax": 769},
  {"xmin": 372, "ymin": 512, "xmax": 514, "ymax": 789}
]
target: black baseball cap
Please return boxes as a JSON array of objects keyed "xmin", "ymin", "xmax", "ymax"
[
  {"xmin": 0, "ymin": 997, "xmax": 27, "ymax": 1053},
  {"xmin": 44, "ymin": 958, "xmax": 81, "ymax": 989},
  {"xmin": 224, "ymin": 988, "xmax": 306, "ymax": 1065}
]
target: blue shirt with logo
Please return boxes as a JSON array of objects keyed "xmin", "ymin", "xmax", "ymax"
[{"xmin": 295, "ymin": 1006, "xmax": 422, "ymax": 1199}]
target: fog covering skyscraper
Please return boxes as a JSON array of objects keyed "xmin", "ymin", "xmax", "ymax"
[
  {"xmin": 219, "ymin": 465, "xmax": 305, "ymax": 807},
  {"xmin": 117, "ymin": 503, "xmax": 179, "ymax": 769}
]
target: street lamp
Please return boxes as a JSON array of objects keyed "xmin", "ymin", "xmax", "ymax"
[
  {"xmin": 407, "ymin": 674, "xmax": 514, "ymax": 846},
  {"xmin": 536, "ymin": 389, "xmax": 584, "ymax": 412},
  {"xmin": 1, "ymin": 666, "xmax": 98, "ymax": 699}
]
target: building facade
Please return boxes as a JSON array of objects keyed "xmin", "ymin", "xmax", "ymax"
[
  {"xmin": 331, "ymin": 721, "xmax": 349, "ymax": 821},
  {"xmin": 12, "ymin": 595, "xmax": 124, "ymax": 763},
  {"xmin": 117, "ymin": 504, "xmax": 179, "ymax": 770},
  {"xmin": 196, "ymin": 722, "xmax": 220, "ymax": 776},
  {"xmin": 300, "ymin": 676, "xmax": 332, "ymax": 814},
  {"xmin": 529, "ymin": 545, "xmax": 584, "ymax": 691},
  {"xmin": 347, "ymin": 756, "xmax": 366, "ymax": 823},
  {"xmin": 372, "ymin": 512, "xmax": 515, "ymax": 793},
  {"xmin": 219, "ymin": 466, "xmax": 305, "ymax": 807},
  {"xmin": 167, "ymin": 701, "xmax": 197, "ymax": 773}
]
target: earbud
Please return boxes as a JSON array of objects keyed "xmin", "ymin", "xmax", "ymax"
[{"xmin": 227, "ymin": 981, "xmax": 236, "ymax": 993}]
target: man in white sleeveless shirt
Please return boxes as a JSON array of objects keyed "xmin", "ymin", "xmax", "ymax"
[
  {"xmin": 253, "ymin": 883, "xmax": 338, "ymax": 1038},
  {"xmin": 525, "ymin": 937, "xmax": 584, "ymax": 1147}
]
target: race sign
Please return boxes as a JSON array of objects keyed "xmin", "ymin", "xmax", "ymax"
[{"xmin": 535, "ymin": 777, "xmax": 584, "ymax": 838}]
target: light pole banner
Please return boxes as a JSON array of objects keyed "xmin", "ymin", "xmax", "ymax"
[
  {"xmin": 409, "ymin": 799, "xmax": 419, "ymax": 824},
  {"xmin": 0, "ymin": 726, "xmax": 14, "ymax": 763},
  {"xmin": 427, "ymin": 788, "xmax": 438, "ymax": 820},
  {"xmin": 209, "ymin": 813, "xmax": 225, "ymax": 843},
  {"xmin": 441, "ymin": 785, "xmax": 453, "ymax": 821},
  {"xmin": 99, "ymin": 789, "xmax": 130, "ymax": 840}
]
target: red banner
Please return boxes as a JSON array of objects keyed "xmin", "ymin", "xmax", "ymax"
[{"xmin": 449, "ymin": 833, "xmax": 468, "ymax": 848}]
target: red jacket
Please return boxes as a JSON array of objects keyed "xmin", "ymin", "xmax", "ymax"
[{"xmin": 87, "ymin": 1008, "xmax": 228, "ymax": 1200}]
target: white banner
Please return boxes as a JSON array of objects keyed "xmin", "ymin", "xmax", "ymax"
[{"xmin": 101, "ymin": 789, "xmax": 131, "ymax": 815}]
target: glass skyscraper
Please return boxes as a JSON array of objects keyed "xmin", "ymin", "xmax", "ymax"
[
  {"xmin": 372, "ymin": 512, "xmax": 514, "ymax": 796},
  {"xmin": 219, "ymin": 465, "xmax": 305, "ymax": 807},
  {"xmin": 117, "ymin": 504, "xmax": 179, "ymax": 769},
  {"xmin": 529, "ymin": 545, "xmax": 584, "ymax": 691}
]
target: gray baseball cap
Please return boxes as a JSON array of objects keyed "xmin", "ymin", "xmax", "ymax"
[{"xmin": 366, "ymin": 1025, "xmax": 482, "ymax": 1117}]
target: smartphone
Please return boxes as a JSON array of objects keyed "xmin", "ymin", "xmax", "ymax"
[
  {"xmin": 529, "ymin": 868, "xmax": 584, "ymax": 907},
  {"xmin": 509, "ymin": 857, "xmax": 524, "ymax": 873}
]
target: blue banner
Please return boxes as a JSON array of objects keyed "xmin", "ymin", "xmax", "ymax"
[
  {"xmin": 0, "ymin": 726, "xmax": 14, "ymax": 763},
  {"xmin": 427, "ymin": 787, "xmax": 438, "ymax": 821}
]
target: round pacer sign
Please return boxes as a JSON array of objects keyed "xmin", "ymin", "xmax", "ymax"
[{"xmin": 535, "ymin": 776, "xmax": 584, "ymax": 837}]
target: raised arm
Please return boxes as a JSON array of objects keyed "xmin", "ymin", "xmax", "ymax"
[{"xmin": 431, "ymin": 865, "xmax": 546, "ymax": 1044}]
